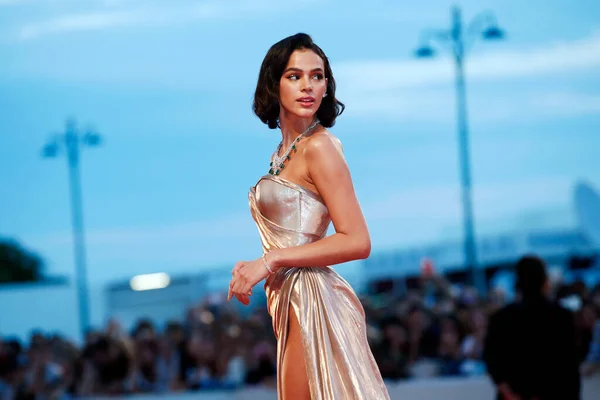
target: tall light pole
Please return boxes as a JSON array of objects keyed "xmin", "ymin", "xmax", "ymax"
[
  {"xmin": 414, "ymin": 7, "xmax": 505, "ymax": 294},
  {"xmin": 42, "ymin": 118, "xmax": 102, "ymax": 339}
]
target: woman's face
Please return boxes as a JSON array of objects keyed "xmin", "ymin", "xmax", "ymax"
[{"xmin": 279, "ymin": 49, "xmax": 328, "ymax": 120}]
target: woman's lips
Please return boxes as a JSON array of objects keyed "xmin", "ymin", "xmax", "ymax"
[{"xmin": 297, "ymin": 96, "xmax": 316, "ymax": 107}]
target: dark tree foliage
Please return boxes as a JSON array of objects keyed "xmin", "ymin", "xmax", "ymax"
[{"xmin": 0, "ymin": 238, "xmax": 44, "ymax": 284}]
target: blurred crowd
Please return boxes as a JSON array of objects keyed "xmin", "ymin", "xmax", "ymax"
[{"xmin": 1, "ymin": 271, "xmax": 600, "ymax": 399}]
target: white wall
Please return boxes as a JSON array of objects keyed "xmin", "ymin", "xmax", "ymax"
[{"xmin": 0, "ymin": 282, "xmax": 80, "ymax": 343}]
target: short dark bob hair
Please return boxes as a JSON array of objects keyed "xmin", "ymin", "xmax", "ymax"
[{"xmin": 253, "ymin": 33, "xmax": 345, "ymax": 129}]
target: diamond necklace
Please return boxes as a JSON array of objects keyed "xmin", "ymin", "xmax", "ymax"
[{"xmin": 269, "ymin": 119, "xmax": 320, "ymax": 175}]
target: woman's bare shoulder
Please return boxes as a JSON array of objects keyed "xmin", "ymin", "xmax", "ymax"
[{"xmin": 304, "ymin": 129, "xmax": 344, "ymax": 159}]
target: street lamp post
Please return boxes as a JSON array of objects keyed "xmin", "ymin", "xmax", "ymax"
[
  {"xmin": 42, "ymin": 118, "xmax": 102, "ymax": 339},
  {"xmin": 414, "ymin": 6, "xmax": 505, "ymax": 294}
]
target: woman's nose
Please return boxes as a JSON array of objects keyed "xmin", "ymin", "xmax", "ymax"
[{"xmin": 301, "ymin": 77, "xmax": 312, "ymax": 91}]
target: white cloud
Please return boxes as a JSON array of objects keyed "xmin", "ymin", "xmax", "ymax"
[
  {"xmin": 531, "ymin": 92, "xmax": 600, "ymax": 116},
  {"xmin": 16, "ymin": 0, "xmax": 320, "ymax": 40},
  {"xmin": 339, "ymin": 86, "xmax": 600, "ymax": 123},
  {"xmin": 337, "ymin": 88, "xmax": 454, "ymax": 122},
  {"xmin": 0, "ymin": 0, "xmax": 26, "ymax": 5},
  {"xmin": 334, "ymin": 31, "xmax": 600, "ymax": 122},
  {"xmin": 334, "ymin": 32, "xmax": 600, "ymax": 123},
  {"xmin": 335, "ymin": 31, "xmax": 600, "ymax": 91},
  {"xmin": 19, "ymin": 11, "xmax": 140, "ymax": 40}
]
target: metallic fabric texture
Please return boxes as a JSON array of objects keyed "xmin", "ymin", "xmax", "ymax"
[{"xmin": 249, "ymin": 175, "xmax": 390, "ymax": 400}]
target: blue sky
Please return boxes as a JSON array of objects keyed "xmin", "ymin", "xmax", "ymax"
[{"xmin": 1, "ymin": 0, "xmax": 600, "ymax": 292}]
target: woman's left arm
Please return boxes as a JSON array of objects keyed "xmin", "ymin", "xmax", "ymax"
[{"xmin": 228, "ymin": 133, "xmax": 370, "ymax": 303}]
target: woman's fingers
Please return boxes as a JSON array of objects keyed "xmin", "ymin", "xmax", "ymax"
[
  {"xmin": 235, "ymin": 293, "xmax": 250, "ymax": 306},
  {"xmin": 227, "ymin": 279, "xmax": 235, "ymax": 301},
  {"xmin": 232, "ymin": 261, "xmax": 245, "ymax": 277},
  {"xmin": 228, "ymin": 261, "xmax": 254, "ymax": 305},
  {"xmin": 229, "ymin": 261, "xmax": 245, "ymax": 301},
  {"xmin": 229, "ymin": 279, "xmax": 252, "ymax": 305},
  {"xmin": 232, "ymin": 266, "xmax": 250, "ymax": 294}
]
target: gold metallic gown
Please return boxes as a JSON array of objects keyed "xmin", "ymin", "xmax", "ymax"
[{"xmin": 249, "ymin": 175, "xmax": 390, "ymax": 400}]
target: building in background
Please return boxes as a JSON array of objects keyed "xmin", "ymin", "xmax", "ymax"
[
  {"xmin": 365, "ymin": 182, "xmax": 600, "ymax": 296},
  {"xmin": 364, "ymin": 228, "xmax": 597, "ymax": 294}
]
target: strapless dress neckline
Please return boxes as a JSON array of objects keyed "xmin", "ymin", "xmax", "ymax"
[{"xmin": 254, "ymin": 174, "xmax": 325, "ymax": 205}]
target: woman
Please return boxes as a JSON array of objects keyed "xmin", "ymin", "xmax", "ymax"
[{"xmin": 227, "ymin": 33, "xmax": 390, "ymax": 400}]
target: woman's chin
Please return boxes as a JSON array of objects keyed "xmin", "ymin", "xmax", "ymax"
[{"xmin": 289, "ymin": 107, "xmax": 317, "ymax": 120}]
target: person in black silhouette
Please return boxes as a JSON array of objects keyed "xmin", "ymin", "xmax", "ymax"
[{"xmin": 483, "ymin": 255, "xmax": 580, "ymax": 400}]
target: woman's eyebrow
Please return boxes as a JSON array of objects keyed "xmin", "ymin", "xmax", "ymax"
[{"xmin": 283, "ymin": 67, "xmax": 324, "ymax": 73}]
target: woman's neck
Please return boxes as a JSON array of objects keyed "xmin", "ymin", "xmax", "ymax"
[{"xmin": 278, "ymin": 112, "xmax": 316, "ymax": 151}]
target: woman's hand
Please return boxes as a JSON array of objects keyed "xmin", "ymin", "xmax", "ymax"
[{"xmin": 227, "ymin": 257, "xmax": 271, "ymax": 305}]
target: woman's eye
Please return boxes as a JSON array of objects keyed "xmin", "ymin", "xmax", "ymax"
[
  {"xmin": 312, "ymin": 74, "xmax": 324, "ymax": 80},
  {"xmin": 287, "ymin": 74, "xmax": 299, "ymax": 80}
]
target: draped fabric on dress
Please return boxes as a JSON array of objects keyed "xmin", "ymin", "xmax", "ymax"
[{"xmin": 248, "ymin": 175, "xmax": 390, "ymax": 400}]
